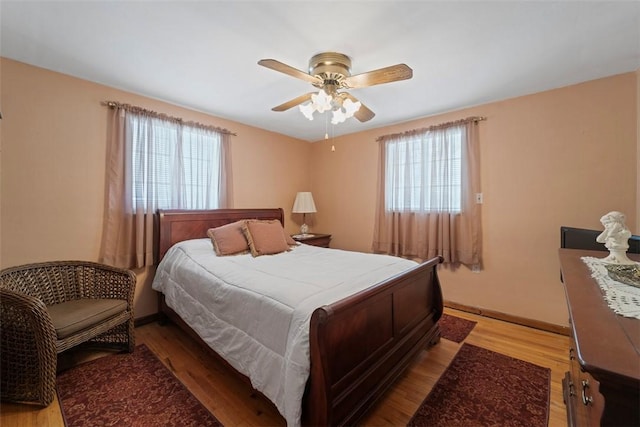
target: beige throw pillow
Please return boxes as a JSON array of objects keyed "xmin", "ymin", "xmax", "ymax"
[
  {"xmin": 207, "ymin": 220, "xmax": 249, "ymax": 256},
  {"xmin": 285, "ymin": 233, "xmax": 297, "ymax": 246},
  {"xmin": 243, "ymin": 220, "xmax": 290, "ymax": 257}
]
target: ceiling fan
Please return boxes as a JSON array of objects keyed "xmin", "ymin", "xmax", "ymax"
[{"xmin": 258, "ymin": 52, "xmax": 413, "ymax": 124}]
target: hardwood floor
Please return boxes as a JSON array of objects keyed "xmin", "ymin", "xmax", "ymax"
[{"xmin": 0, "ymin": 308, "xmax": 570, "ymax": 426}]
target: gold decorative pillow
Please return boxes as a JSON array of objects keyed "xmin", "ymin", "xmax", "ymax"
[
  {"xmin": 207, "ymin": 220, "xmax": 249, "ymax": 256},
  {"xmin": 242, "ymin": 220, "xmax": 290, "ymax": 257}
]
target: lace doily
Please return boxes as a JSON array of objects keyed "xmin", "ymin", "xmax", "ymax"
[{"xmin": 581, "ymin": 256, "xmax": 640, "ymax": 319}]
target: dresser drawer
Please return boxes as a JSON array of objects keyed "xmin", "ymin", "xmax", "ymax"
[
  {"xmin": 564, "ymin": 343, "xmax": 604, "ymax": 427},
  {"xmin": 560, "ymin": 250, "xmax": 640, "ymax": 427}
]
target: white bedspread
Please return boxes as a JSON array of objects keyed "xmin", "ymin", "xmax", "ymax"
[{"xmin": 152, "ymin": 239, "xmax": 419, "ymax": 426}]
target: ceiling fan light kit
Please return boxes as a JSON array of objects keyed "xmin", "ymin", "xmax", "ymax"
[
  {"xmin": 299, "ymin": 88, "xmax": 362, "ymax": 124},
  {"xmin": 258, "ymin": 52, "xmax": 412, "ymax": 125}
]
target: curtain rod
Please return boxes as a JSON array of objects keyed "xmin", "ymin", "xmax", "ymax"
[
  {"xmin": 101, "ymin": 101, "xmax": 237, "ymax": 136},
  {"xmin": 376, "ymin": 116, "xmax": 486, "ymax": 142}
]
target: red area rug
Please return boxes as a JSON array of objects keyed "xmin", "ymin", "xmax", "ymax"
[
  {"xmin": 57, "ymin": 344, "xmax": 222, "ymax": 427},
  {"xmin": 439, "ymin": 313, "xmax": 477, "ymax": 343},
  {"xmin": 408, "ymin": 343, "xmax": 550, "ymax": 427}
]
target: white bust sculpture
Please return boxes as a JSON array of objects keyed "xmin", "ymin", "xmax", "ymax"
[{"xmin": 596, "ymin": 211, "xmax": 635, "ymax": 264}]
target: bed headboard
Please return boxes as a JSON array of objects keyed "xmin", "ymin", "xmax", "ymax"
[{"xmin": 157, "ymin": 208, "xmax": 285, "ymax": 260}]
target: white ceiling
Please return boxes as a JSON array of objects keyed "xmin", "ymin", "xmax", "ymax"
[{"xmin": 2, "ymin": 1, "xmax": 639, "ymax": 142}]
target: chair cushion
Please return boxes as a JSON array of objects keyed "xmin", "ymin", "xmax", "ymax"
[{"xmin": 47, "ymin": 298, "xmax": 128, "ymax": 339}]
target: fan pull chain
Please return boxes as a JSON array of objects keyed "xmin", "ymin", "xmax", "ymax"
[
  {"xmin": 325, "ymin": 114, "xmax": 329, "ymax": 140},
  {"xmin": 331, "ymin": 123, "xmax": 336, "ymax": 152}
]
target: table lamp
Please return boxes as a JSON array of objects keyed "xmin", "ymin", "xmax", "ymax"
[{"xmin": 292, "ymin": 192, "xmax": 317, "ymax": 236}]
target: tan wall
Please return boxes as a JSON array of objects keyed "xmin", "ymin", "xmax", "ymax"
[
  {"xmin": 0, "ymin": 58, "xmax": 311, "ymax": 318},
  {"xmin": 2, "ymin": 58, "xmax": 637, "ymax": 327},
  {"xmin": 310, "ymin": 72, "xmax": 638, "ymax": 327}
]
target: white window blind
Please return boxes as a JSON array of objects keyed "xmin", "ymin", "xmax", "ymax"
[
  {"xmin": 128, "ymin": 113, "xmax": 224, "ymax": 211},
  {"xmin": 385, "ymin": 125, "xmax": 463, "ymax": 213}
]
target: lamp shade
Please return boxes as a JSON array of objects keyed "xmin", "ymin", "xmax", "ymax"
[{"xmin": 292, "ymin": 192, "xmax": 317, "ymax": 213}]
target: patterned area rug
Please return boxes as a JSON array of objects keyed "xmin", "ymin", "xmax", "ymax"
[
  {"xmin": 439, "ymin": 313, "xmax": 477, "ymax": 343},
  {"xmin": 408, "ymin": 343, "xmax": 550, "ymax": 427},
  {"xmin": 57, "ymin": 344, "xmax": 223, "ymax": 427}
]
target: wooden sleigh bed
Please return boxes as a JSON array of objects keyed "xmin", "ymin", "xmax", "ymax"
[{"xmin": 155, "ymin": 208, "xmax": 444, "ymax": 426}]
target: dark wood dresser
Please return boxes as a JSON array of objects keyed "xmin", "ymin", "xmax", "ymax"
[{"xmin": 559, "ymin": 249, "xmax": 640, "ymax": 427}]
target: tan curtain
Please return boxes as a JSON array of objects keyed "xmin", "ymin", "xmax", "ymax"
[
  {"xmin": 99, "ymin": 105, "xmax": 233, "ymax": 269},
  {"xmin": 219, "ymin": 133, "xmax": 233, "ymax": 209},
  {"xmin": 372, "ymin": 119, "xmax": 482, "ymax": 266}
]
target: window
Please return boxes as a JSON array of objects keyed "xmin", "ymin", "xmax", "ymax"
[
  {"xmin": 128, "ymin": 113, "xmax": 225, "ymax": 211},
  {"xmin": 385, "ymin": 125, "xmax": 463, "ymax": 213},
  {"xmin": 373, "ymin": 118, "xmax": 482, "ymax": 265},
  {"xmin": 100, "ymin": 103, "xmax": 233, "ymax": 269}
]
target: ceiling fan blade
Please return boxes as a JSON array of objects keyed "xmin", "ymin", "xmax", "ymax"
[
  {"xmin": 343, "ymin": 64, "xmax": 413, "ymax": 89},
  {"xmin": 258, "ymin": 59, "xmax": 322, "ymax": 85},
  {"xmin": 344, "ymin": 93, "xmax": 375, "ymax": 122},
  {"xmin": 272, "ymin": 92, "xmax": 315, "ymax": 112}
]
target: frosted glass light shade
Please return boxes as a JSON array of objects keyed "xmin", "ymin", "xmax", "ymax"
[
  {"xmin": 311, "ymin": 90, "xmax": 332, "ymax": 113},
  {"xmin": 299, "ymin": 90, "xmax": 361, "ymax": 123},
  {"xmin": 343, "ymin": 98, "xmax": 361, "ymax": 117},
  {"xmin": 331, "ymin": 108, "xmax": 346, "ymax": 125},
  {"xmin": 299, "ymin": 102, "xmax": 315, "ymax": 120}
]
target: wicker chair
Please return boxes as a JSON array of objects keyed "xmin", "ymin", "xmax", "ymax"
[{"xmin": 0, "ymin": 261, "xmax": 136, "ymax": 406}]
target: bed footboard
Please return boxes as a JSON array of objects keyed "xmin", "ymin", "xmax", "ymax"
[{"xmin": 304, "ymin": 256, "xmax": 443, "ymax": 427}]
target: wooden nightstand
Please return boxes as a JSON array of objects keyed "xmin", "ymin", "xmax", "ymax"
[{"xmin": 291, "ymin": 233, "xmax": 332, "ymax": 248}]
